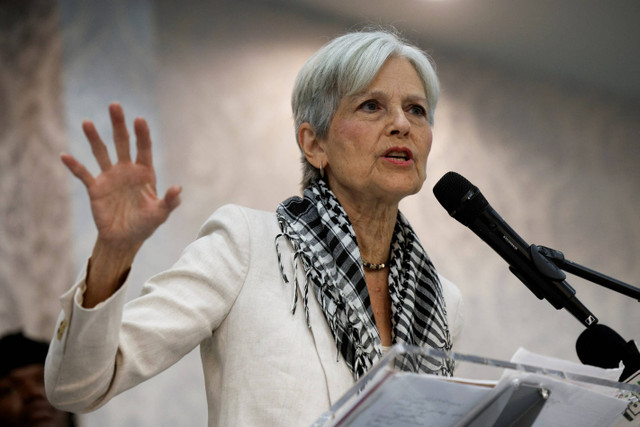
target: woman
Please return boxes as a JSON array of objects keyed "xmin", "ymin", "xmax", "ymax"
[{"xmin": 45, "ymin": 29, "xmax": 463, "ymax": 426}]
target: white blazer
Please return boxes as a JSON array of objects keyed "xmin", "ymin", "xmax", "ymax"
[{"xmin": 45, "ymin": 204, "xmax": 463, "ymax": 426}]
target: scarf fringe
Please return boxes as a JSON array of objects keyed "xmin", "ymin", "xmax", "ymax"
[{"xmin": 275, "ymin": 230, "xmax": 312, "ymax": 328}]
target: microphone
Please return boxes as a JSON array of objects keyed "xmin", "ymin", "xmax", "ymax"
[
  {"xmin": 576, "ymin": 324, "xmax": 640, "ymax": 382},
  {"xmin": 433, "ymin": 171, "xmax": 598, "ymax": 327}
]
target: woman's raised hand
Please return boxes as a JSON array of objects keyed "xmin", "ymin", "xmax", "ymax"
[
  {"xmin": 62, "ymin": 103, "xmax": 181, "ymax": 252},
  {"xmin": 61, "ymin": 103, "xmax": 181, "ymax": 306}
]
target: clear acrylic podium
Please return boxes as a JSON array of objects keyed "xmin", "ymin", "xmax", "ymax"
[{"xmin": 312, "ymin": 344, "xmax": 640, "ymax": 427}]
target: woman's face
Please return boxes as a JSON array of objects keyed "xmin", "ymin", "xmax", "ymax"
[{"xmin": 321, "ymin": 56, "xmax": 433, "ymax": 208}]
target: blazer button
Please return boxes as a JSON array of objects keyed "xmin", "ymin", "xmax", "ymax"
[{"xmin": 57, "ymin": 319, "xmax": 68, "ymax": 340}]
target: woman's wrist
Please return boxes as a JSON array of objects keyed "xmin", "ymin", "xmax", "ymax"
[{"xmin": 83, "ymin": 239, "xmax": 140, "ymax": 308}]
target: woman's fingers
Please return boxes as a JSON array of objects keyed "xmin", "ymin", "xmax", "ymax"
[
  {"xmin": 134, "ymin": 117, "xmax": 153, "ymax": 168},
  {"xmin": 83, "ymin": 104, "xmax": 153, "ymax": 170},
  {"xmin": 70, "ymin": 104, "xmax": 163, "ymax": 197},
  {"xmin": 161, "ymin": 185, "xmax": 182, "ymax": 211},
  {"xmin": 60, "ymin": 152, "xmax": 95, "ymax": 188},
  {"xmin": 109, "ymin": 102, "xmax": 132, "ymax": 163},
  {"xmin": 82, "ymin": 120, "xmax": 113, "ymax": 172}
]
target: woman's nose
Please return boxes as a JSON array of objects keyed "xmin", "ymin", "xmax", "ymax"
[{"xmin": 387, "ymin": 107, "xmax": 411, "ymax": 137}]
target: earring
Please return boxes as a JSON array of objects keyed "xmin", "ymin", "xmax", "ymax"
[{"xmin": 319, "ymin": 163, "xmax": 325, "ymax": 179}]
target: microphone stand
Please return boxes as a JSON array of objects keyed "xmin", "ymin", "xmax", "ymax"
[
  {"xmin": 534, "ymin": 245, "xmax": 640, "ymax": 302},
  {"xmin": 533, "ymin": 246, "xmax": 640, "ymax": 392}
]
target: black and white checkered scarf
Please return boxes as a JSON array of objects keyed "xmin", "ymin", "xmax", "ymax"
[{"xmin": 275, "ymin": 179, "xmax": 453, "ymax": 380}]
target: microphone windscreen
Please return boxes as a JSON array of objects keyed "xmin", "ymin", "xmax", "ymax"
[
  {"xmin": 433, "ymin": 172, "xmax": 488, "ymax": 226},
  {"xmin": 576, "ymin": 324, "xmax": 627, "ymax": 369},
  {"xmin": 433, "ymin": 171, "xmax": 472, "ymax": 211}
]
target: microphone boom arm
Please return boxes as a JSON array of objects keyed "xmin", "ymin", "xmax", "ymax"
[
  {"xmin": 470, "ymin": 207, "xmax": 599, "ymax": 326},
  {"xmin": 535, "ymin": 245, "xmax": 640, "ymax": 302}
]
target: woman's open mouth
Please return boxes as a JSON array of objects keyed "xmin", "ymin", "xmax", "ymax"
[{"xmin": 383, "ymin": 147, "xmax": 413, "ymax": 165}]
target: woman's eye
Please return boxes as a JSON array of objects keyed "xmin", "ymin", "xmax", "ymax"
[
  {"xmin": 359, "ymin": 100, "xmax": 379, "ymax": 112},
  {"xmin": 409, "ymin": 104, "xmax": 427, "ymax": 116}
]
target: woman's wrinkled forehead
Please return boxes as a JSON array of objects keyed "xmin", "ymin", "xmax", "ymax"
[{"xmin": 344, "ymin": 57, "xmax": 428, "ymax": 100}]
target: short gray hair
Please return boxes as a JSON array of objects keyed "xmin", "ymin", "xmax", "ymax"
[{"xmin": 292, "ymin": 29, "xmax": 440, "ymax": 189}]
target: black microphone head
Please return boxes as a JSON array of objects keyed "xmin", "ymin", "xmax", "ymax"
[
  {"xmin": 576, "ymin": 324, "xmax": 627, "ymax": 369},
  {"xmin": 433, "ymin": 171, "xmax": 489, "ymax": 226}
]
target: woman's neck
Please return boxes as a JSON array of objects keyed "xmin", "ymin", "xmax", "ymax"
[{"xmin": 341, "ymin": 200, "xmax": 398, "ymax": 265}]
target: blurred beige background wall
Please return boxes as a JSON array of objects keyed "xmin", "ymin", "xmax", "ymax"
[
  {"xmin": 0, "ymin": 1, "xmax": 72, "ymax": 341},
  {"xmin": 2, "ymin": 0, "xmax": 638, "ymax": 425}
]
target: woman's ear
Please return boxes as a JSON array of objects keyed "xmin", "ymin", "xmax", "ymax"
[{"xmin": 298, "ymin": 123, "xmax": 327, "ymax": 169}]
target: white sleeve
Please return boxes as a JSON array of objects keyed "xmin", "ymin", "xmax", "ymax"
[
  {"xmin": 45, "ymin": 204, "xmax": 250, "ymax": 413},
  {"xmin": 439, "ymin": 274, "xmax": 464, "ymax": 346}
]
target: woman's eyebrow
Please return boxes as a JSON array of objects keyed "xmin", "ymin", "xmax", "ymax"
[
  {"xmin": 349, "ymin": 90, "xmax": 386, "ymax": 101},
  {"xmin": 351, "ymin": 90, "xmax": 427, "ymax": 104},
  {"xmin": 404, "ymin": 94, "xmax": 429, "ymax": 104}
]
